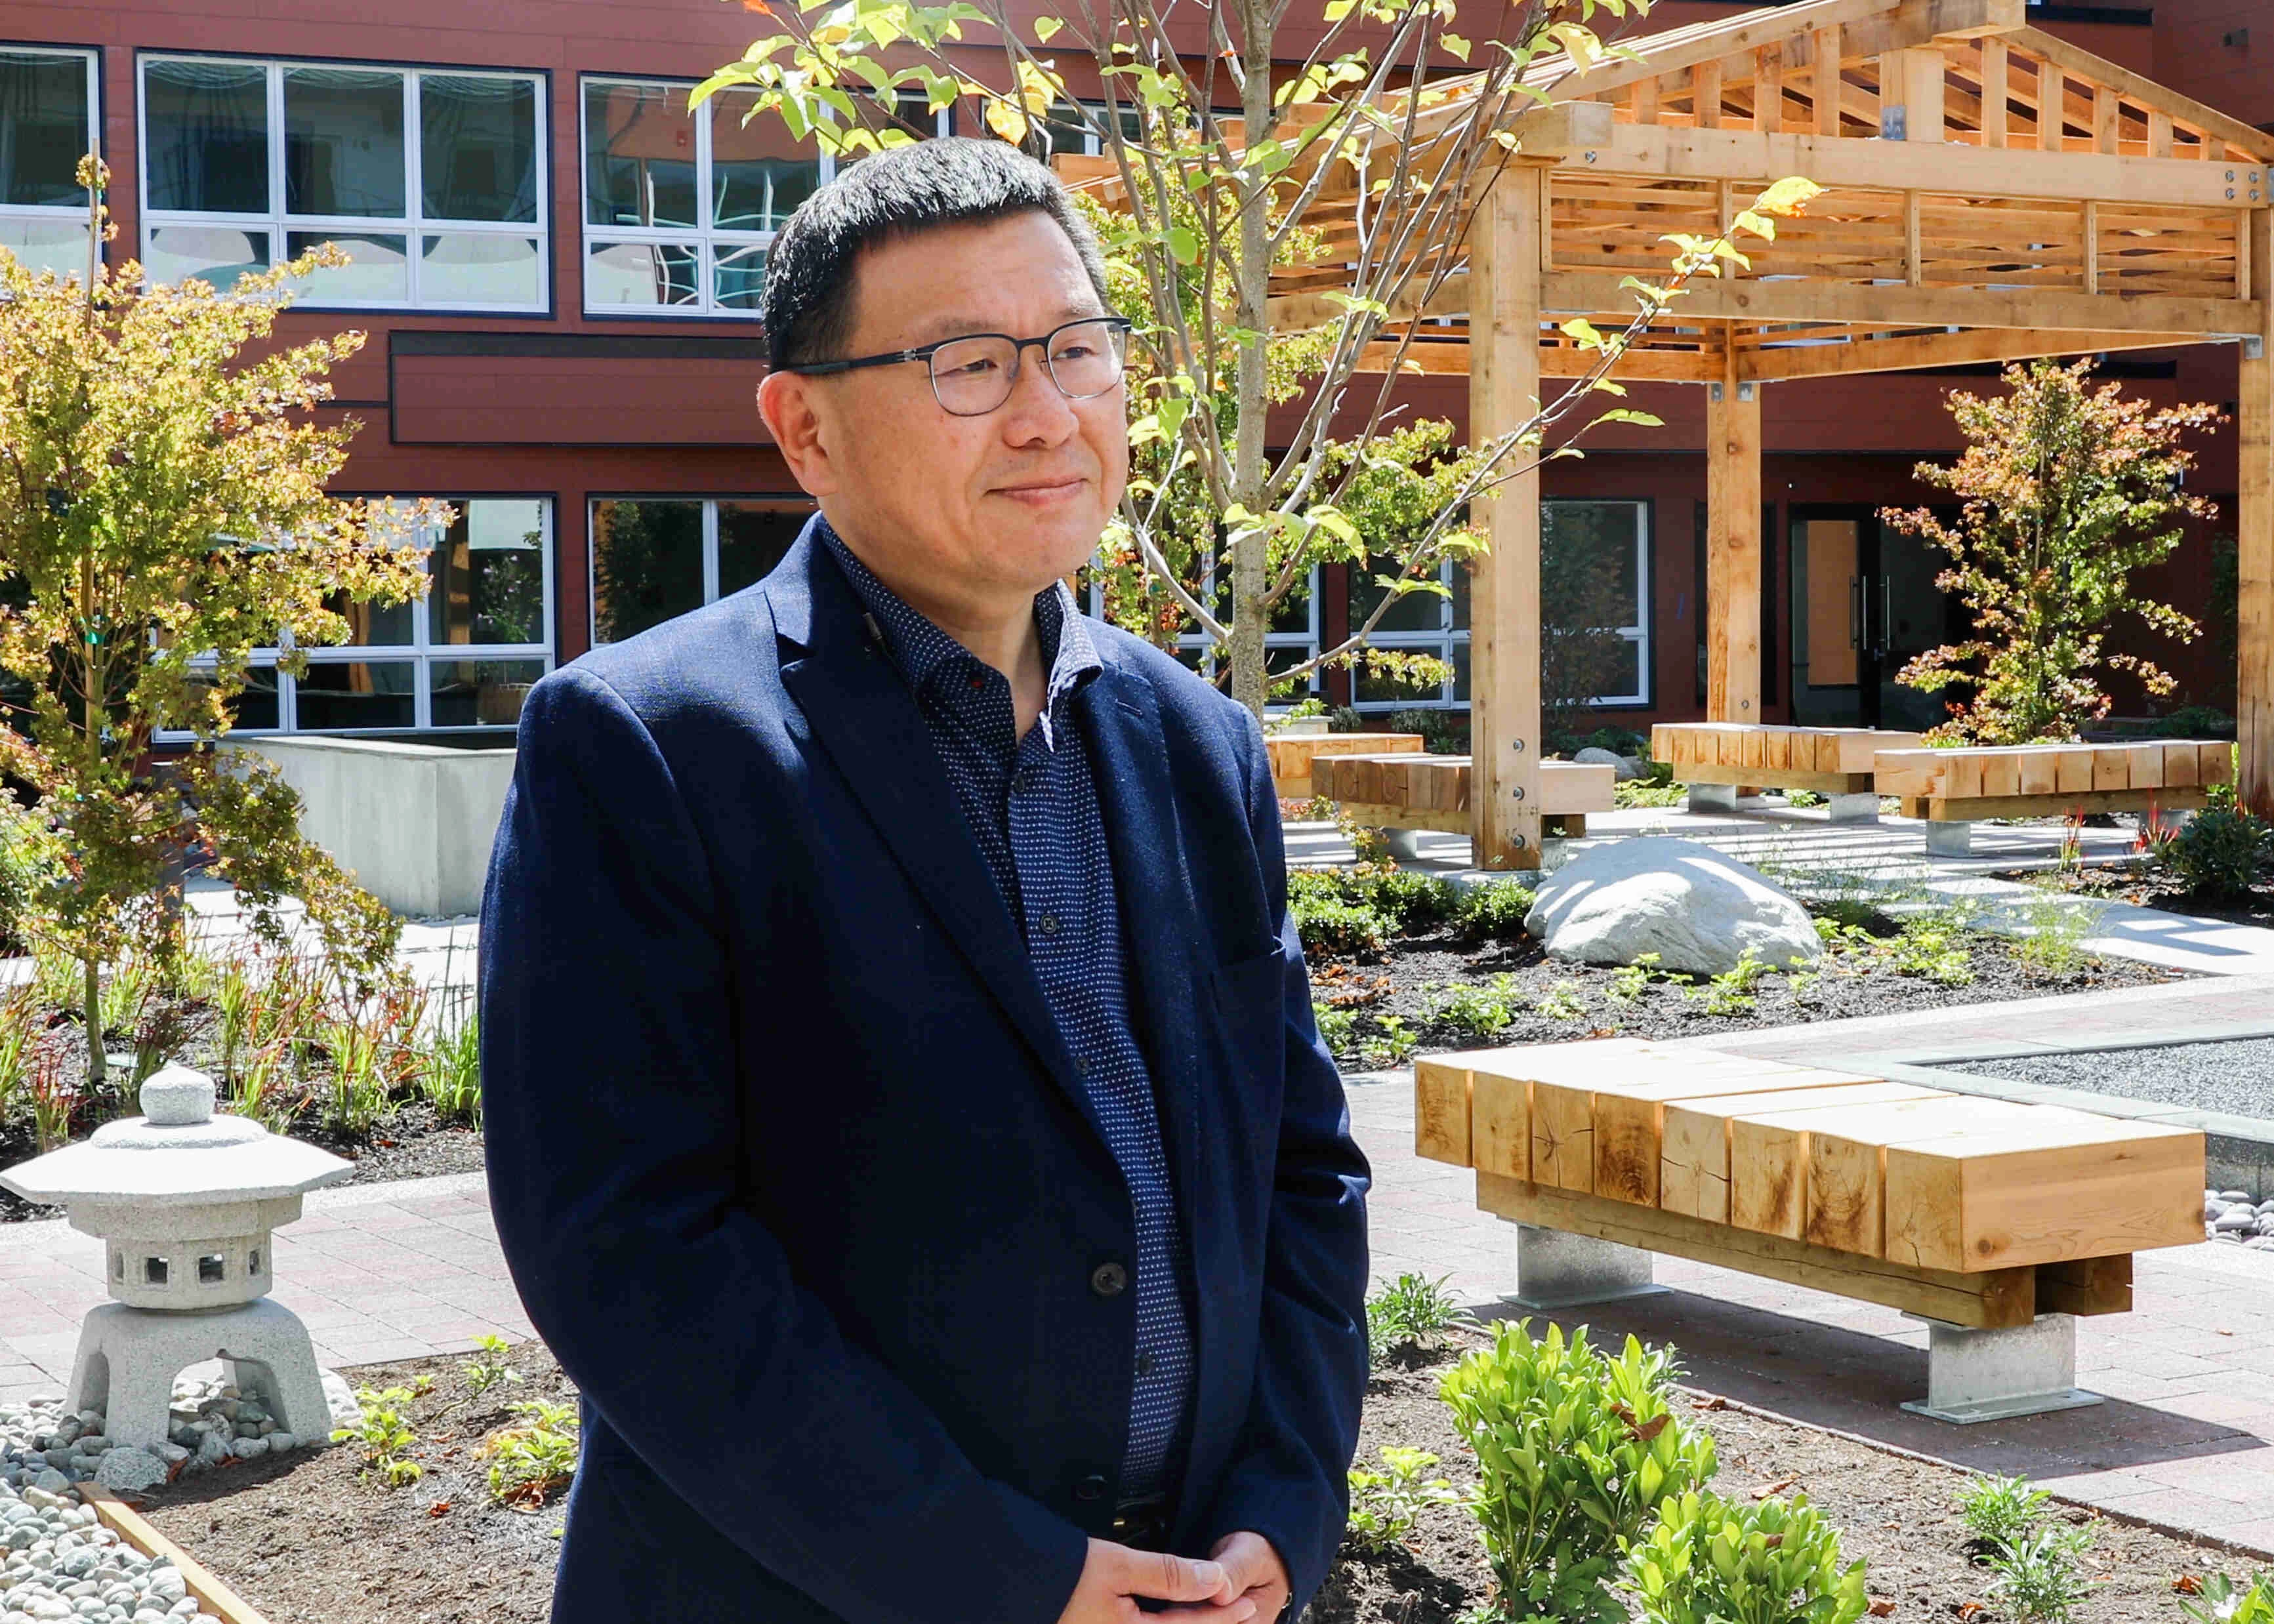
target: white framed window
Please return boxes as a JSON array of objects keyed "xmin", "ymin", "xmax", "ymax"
[
  {"xmin": 0, "ymin": 47, "xmax": 100, "ymax": 281},
  {"xmin": 1085, "ymin": 563, "xmax": 1321, "ymax": 695},
  {"xmin": 136, "ymin": 53, "xmax": 547, "ymax": 311},
  {"xmin": 581, "ymin": 81, "xmax": 947, "ymax": 319},
  {"xmin": 589, "ymin": 496, "xmax": 812, "ymax": 642},
  {"xmin": 169, "ymin": 498, "xmax": 555, "ymax": 737},
  {"xmin": 1349, "ymin": 498, "xmax": 1651, "ymax": 710}
]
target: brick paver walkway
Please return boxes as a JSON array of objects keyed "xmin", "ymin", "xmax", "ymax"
[{"xmin": 3, "ymin": 985, "xmax": 2270, "ymax": 1553}]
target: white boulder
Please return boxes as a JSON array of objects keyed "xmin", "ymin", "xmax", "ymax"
[
  {"xmin": 1573, "ymin": 746, "xmax": 1645, "ymax": 782},
  {"xmin": 1525, "ymin": 836, "xmax": 1820, "ymax": 977}
]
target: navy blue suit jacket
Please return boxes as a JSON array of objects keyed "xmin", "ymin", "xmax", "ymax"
[{"xmin": 478, "ymin": 525, "xmax": 1371, "ymax": 1624}]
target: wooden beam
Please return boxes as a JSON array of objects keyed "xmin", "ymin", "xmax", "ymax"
[
  {"xmin": 1836, "ymin": 0, "xmax": 2025, "ymax": 59},
  {"xmin": 1474, "ymin": 1171, "xmax": 2040, "ymax": 1329},
  {"xmin": 1695, "ymin": 58, "xmax": 1724, "ymax": 129},
  {"xmin": 1468, "ymin": 167, "xmax": 1546, "ymax": 872},
  {"xmin": 1813, "ymin": 26, "xmax": 1845, "ymax": 136},
  {"xmin": 1534, "ymin": 0, "xmax": 1906, "ymax": 104},
  {"xmin": 2082, "ymin": 197, "xmax": 2099, "ymax": 293},
  {"xmin": 1572, "ymin": 122, "xmax": 2264, "ymax": 211},
  {"xmin": 2243, "ymin": 207, "xmax": 2274, "ymax": 815},
  {"xmin": 1706, "ymin": 337, "xmax": 1764, "ymax": 724},
  {"xmin": 2010, "ymin": 26, "xmax": 2274, "ymax": 163},
  {"xmin": 1540, "ymin": 269, "xmax": 2262, "ymax": 336},
  {"xmin": 1754, "ymin": 45, "xmax": 1785, "ymax": 134},
  {"xmin": 1741, "ymin": 325, "xmax": 2202, "ymax": 382},
  {"xmin": 1880, "ymin": 47, "xmax": 1947, "ymax": 142}
]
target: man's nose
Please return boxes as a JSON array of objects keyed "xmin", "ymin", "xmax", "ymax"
[{"xmin": 998, "ymin": 342, "xmax": 1080, "ymax": 444}]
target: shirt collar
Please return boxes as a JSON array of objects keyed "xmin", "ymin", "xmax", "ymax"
[{"xmin": 816, "ymin": 515, "xmax": 1102, "ymax": 713}]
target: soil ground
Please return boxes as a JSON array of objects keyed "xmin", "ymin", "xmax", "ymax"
[
  {"xmin": 2001, "ymin": 865, "xmax": 2274, "ymax": 933},
  {"xmin": 119, "ymin": 1333, "xmax": 2255, "ymax": 1624}
]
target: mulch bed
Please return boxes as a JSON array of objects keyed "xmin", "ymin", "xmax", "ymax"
[
  {"xmin": 2000, "ymin": 866, "xmax": 2274, "ymax": 933},
  {"xmin": 1313, "ymin": 922, "xmax": 2183, "ymax": 1070},
  {"xmin": 114, "ymin": 1334, "xmax": 2250, "ymax": 1624}
]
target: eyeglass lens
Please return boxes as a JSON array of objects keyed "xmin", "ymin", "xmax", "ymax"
[{"xmin": 928, "ymin": 319, "xmax": 1128, "ymax": 416}]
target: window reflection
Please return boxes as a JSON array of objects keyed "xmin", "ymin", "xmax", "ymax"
[
  {"xmin": 0, "ymin": 51, "xmax": 93, "ymax": 208},
  {"xmin": 283, "ymin": 69, "xmax": 405, "ymax": 218},
  {"xmin": 584, "ymin": 81, "xmax": 697, "ymax": 229},
  {"xmin": 421, "ymin": 75, "xmax": 538, "ymax": 223},
  {"xmin": 294, "ymin": 661, "xmax": 417, "ymax": 730},
  {"xmin": 144, "ymin": 60, "xmax": 268, "ymax": 215},
  {"xmin": 430, "ymin": 499, "xmax": 546, "ymax": 645},
  {"xmin": 591, "ymin": 500, "xmax": 704, "ymax": 643}
]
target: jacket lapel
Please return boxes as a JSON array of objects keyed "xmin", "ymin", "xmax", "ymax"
[
  {"xmin": 768, "ymin": 531, "xmax": 1101, "ymax": 1143},
  {"xmin": 1075, "ymin": 654, "xmax": 1206, "ymax": 1238}
]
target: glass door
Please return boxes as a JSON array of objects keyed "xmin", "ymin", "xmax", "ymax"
[{"xmin": 1789, "ymin": 507, "xmax": 1955, "ymax": 729}]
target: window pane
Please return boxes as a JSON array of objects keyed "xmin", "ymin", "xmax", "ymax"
[
  {"xmin": 1355, "ymin": 651, "xmax": 1444, "ymax": 706},
  {"xmin": 325, "ymin": 587, "xmax": 415, "ymax": 647},
  {"xmin": 285, "ymin": 230, "xmax": 408, "ymax": 302},
  {"xmin": 711, "ymin": 242, "xmax": 766, "ymax": 312},
  {"xmin": 419, "ymin": 233, "xmax": 540, "ymax": 305},
  {"xmin": 421, "ymin": 75, "xmax": 537, "ymax": 222},
  {"xmin": 0, "ymin": 52, "xmax": 91, "ymax": 207},
  {"xmin": 144, "ymin": 60, "xmax": 269, "ymax": 215},
  {"xmin": 585, "ymin": 239, "xmax": 697, "ymax": 309},
  {"xmin": 1348, "ymin": 564, "xmax": 1447, "ymax": 635},
  {"xmin": 710, "ymin": 87, "xmax": 818, "ymax": 233},
  {"xmin": 144, "ymin": 225, "xmax": 272, "ymax": 291},
  {"xmin": 431, "ymin": 499, "xmax": 547, "ymax": 645},
  {"xmin": 716, "ymin": 500, "xmax": 808, "ymax": 596},
  {"xmin": 1542, "ymin": 502, "xmax": 1642, "ymax": 622},
  {"xmin": 283, "ymin": 68, "xmax": 405, "ymax": 218},
  {"xmin": 583, "ymin": 81, "xmax": 695, "ymax": 229},
  {"xmin": 591, "ymin": 500, "xmax": 703, "ymax": 643},
  {"xmin": 294, "ymin": 660, "xmax": 416, "ymax": 729},
  {"xmin": 429, "ymin": 657, "xmax": 545, "ymax": 727},
  {"xmin": 0, "ymin": 217, "xmax": 88, "ymax": 279},
  {"xmin": 189, "ymin": 665, "xmax": 280, "ymax": 732}
]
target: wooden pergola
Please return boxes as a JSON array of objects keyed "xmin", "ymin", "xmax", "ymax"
[{"xmin": 1242, "ymin": 0, "xmax": 2274, "ymax": 870}]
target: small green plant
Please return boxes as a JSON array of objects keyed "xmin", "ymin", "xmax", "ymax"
[
  {"xmin": 1536, "ymin": 981, "xmax": 1587, "ymax": 1021},
  {"xmin": 214, "ymin": 956, "xmax": 256, "ymax": 1090},
  {"xmin": 1367, "ymin": 1272, "xmax": 1476, "ymax": 1365},
  {"xmin": 1783, "ymin": 958, "xmax": 1819, "ymax": 1005},
  {"xmin": 1454, "ymin": 880, "xmax": 1537, "ymax": 944},
  {"xmin": 1607, "ymin": 952, "xmax": 1662, "ymax": 1004},
  {"xmin": 1288, "ymin": 879, "xmax": 1394, "ymax": 957},
  {"xmin": 1622, "ymin": 1490, "xmax": 1869, "ymax": 1624},
  {"xmin": 1347, "ymin": 1446, "xmax": 1465, "ymax": 1552},
  {"xmin": 2180, "ymin": 1571, "xmax": 2274, "ymax": 1624},
  {"xmin": 1984, "ymin": 1524, "xmax": 2094, "ymax": 1624},
  {"xmin": 484, "ymin": 1398, "xmax": 581, "ymax": 1508},
  {"xmin": 26, "ymin": 1033, "xmax": 74, "ymax": 1152},
  {"xmin": 418, "ymin": 992, "xmax": 483, "ymax": 1126},
  {"xmin": 1362, "ymin": 1013, "xmax": 1418, "ymax": 1067},
  {"xmin": 1430, "ymin": 975, "xmax": 1519, "ymax": 1040},
  {"xmin": 1889, "ymin": 904, "xmax": 1978, "ymax": 986},
  {"xmin": 465, "ymin": 1333, "xmax": 520, "ymax": 1398},
  {"xmin": 323, "ymin": 1018, "xmax": 389, "ymax": 1135},
  {"xmin": 1313, "ymin": 1001, "xmax": 1359, "ymax": 1055},
  {"xmin": 1439, "ymin": 1320, "xmax": 1718, "ymax": 1623},
  {"xmin": 2159, "ymin": 807, "xmax": 2271, "ymax": 901},
  {"xmin": 333, "ymin": 1385, "xmax": 425, "ymax": 1486},
  {"xmin": 1685, "ymin": 949, "xmax": 1768, "ymax": 1018},
  {"xmin": 1616, "ymin": 760, "xmax": 1687, "ymax": 809},
  {"xmin": 1786, "ymin": 789, "xmax": 1827, "ymax": 809},
  {"xmin": 0, "ymin": 985, "xmax": 41, "ymax": 1120},
  {"xmin": 1954, "ymin": 1472, "xmax": 2052, "ymax": 1553},
  {"xmin": 2014, "ymin": 896, "xmax": 2100, "ymax": 981}
]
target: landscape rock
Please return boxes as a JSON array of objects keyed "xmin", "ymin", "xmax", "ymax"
[
  {"xmin": 92, "ymin": 1451, "xmax": 165, "ymax": 1495},
  {"xmin": 1573, "ymin": 746, "xmax": 1644, "ymax": 782},
  {"xmin": 1524, "ymin": 836, "xmax": 1821, "ymax": 977},
  {"xmin": 2214, "ymin": 1208, "xmax": 2259, "ymax": 1234}
]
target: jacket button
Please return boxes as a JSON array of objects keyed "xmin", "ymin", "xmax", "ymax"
[
  {"xmin": 1075, "ymin": 1473, "xmax": 1108, "ymax": 1502},
  {"xmin": 1090, "ymin": 1261, "xmax": 1128, "ymax": 1297}
]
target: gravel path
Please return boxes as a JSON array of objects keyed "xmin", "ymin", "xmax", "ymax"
[{"xmin": 1949, "ymin": 1036, "xmax": 2274, "ymax": 1118}]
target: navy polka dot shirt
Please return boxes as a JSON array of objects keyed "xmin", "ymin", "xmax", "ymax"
[{"xmin": 817, "ymin": 519, "xmax": 1195, "ymax": 1507}]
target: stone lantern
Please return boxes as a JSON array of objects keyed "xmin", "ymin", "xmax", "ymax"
[{"xmin": 0, "ymin": 1065, "xmax": 354, "ymax": 1453}]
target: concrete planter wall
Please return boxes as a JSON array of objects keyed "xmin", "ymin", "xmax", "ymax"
[{"xmin": 241, "ymin": 737, "xmax": 514, "ymax": 918}]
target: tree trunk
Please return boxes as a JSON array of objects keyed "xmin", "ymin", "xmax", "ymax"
[
  {"xmin": 1225, "ymin": 0, "xmax": 1277, "ymax": 718},
  {"xmin": 83, "ymin": 957, "xmax": 104, "ymax": 1091}
]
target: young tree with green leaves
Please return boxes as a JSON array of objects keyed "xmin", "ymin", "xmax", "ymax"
[
  {"xmin": 1881, "ymin": 357, "xmax": 2222, "ymax": 744},
  {"xmin": 700, "ymin": 0, "xmax": 1816, "ymax": 714},
  {"xmin": 0, "ymin": 159, "xmax": 434, "ymax": 1090}
]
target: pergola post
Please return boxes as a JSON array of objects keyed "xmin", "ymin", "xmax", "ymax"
[
  {"xmin": 1705, "ymin": 335, "xmax": 1763, "ymax": 723},
  {"xmin": 1468, "ymin": 165, "xmax": 1546, "ymax": 872},
  {"xmin": 2241, "ymin": 207, "xmax": 2274, "ymax": 813}
]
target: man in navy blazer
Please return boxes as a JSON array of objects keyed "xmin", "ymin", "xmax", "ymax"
[{"xmin": 480, "ymin": 137, "xmax": 1371, "ymax": 1624}]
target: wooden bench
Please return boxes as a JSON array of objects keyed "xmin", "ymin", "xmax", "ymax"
[
  {"xmin": 1414, "ymin": 1038, "xmax": 2203, "ymax": 1420},
  {"xmin": 1651, "ymin": 723, "xmax": 1926, "ymax": 821},
  {"xmin": 1266, "ymin": 731, "xmax": 1423, "ymax": 800},
  {"xmin": 1312, "ymin": 753, "xmax": 1617, "ymax": 842},
  {"xmin": 1872, "ymin": 739, "xmax": 2233, "ymax": 855}
]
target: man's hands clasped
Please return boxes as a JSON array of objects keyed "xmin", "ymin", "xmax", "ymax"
[{"xmin": 1057, "ymin": 1532, "xmax": 1290, "ymax": 1624}]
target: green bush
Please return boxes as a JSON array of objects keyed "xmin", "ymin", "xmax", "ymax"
[
  {"xmin": 1455, "ymin": 879, "xmax": 1537, "ymax": 944},
  {"xmin": 1287, "ymin": 868, "xmax": 1457, "ymax": 955},
  {"xmin": 1291, "ymin": 891, "xmax": 1392, "ymax": 956},
  {"xmin": 0, "ymin": 798, "xmax": 59, "ymax": 958},
  {"xmin": 2138, "ymin": 704, "xmax": 2236, "ymax": 740},
  {"xmin": 1623, "ymin": 1490, "xmax": 1868, "ymax": 1624},
  {"xmin": 1367, "ymin": 1271, "xmax": 1476, "ymax": 1366},
  {"xmin": 1388, "ymin": 706, "xmax": 1471, "ymax": 755},
  {"xmin": 1348, "ymin": 1447, "xmax": 1465, "ymax": 1553},
  {"xmin": 1984, "ymin": 1526, "xmax": 2093, "ymax": 1624},
  {"xmin": 1439, "ymin": 1320, "xmax": 1718, "ymax": 1623},
  {"xmin": 2181, "ymin": 1572, "xmax": 2274, "ymax": 1624},
  {"xmin": 2160, "ymin": 807, "xmax": 2271, "ymax": 901},
  {"xmin": 1954, "ymin": 1472, "xmax": 2052, "ymax": 1552}
]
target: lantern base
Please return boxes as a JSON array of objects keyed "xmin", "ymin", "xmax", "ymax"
[{"xmin": 66, "ymin": 1298, "xmax": 333, "ymax": 1455}]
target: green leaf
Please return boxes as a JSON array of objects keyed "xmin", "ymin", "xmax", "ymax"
[
  {"xmin": 1165, "ymin": 226, "xmax": 1201, "ymax": 266},
  {"xmin": 1033, "ymin": 15, "xmax": 1062, "ymax": 40},
  {"xmin": 1440, "ymin": 31, "xmax": 1471, "ymax": 60}
]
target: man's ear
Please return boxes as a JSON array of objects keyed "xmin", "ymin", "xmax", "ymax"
[{"xmin": 757, "ymin": 369, "xmax": 838, "ymax": 498}]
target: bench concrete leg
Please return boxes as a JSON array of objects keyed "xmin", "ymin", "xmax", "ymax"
[
  {"xmin": 1687, "ymin": 783, "xmax": 1739, "ymax": 814},
  {"xmin": 1497, "ymin": 1223, "xmax": 1668, "ymax": 1311},
  {"xmin": 1380, "ymin": 827, "xmax": 1426, "ymax": 862},
  {"xmin": 1826, "ymin": 792, "xmax": 1880, "ymax": 824},
  {"xmin": 1923, "ymin": 821, "xmax": 1973, "ymax": 857},
  {"xmin": 1898, "ymin": 1312, "xmax": 2101, "ymax": 1425}
]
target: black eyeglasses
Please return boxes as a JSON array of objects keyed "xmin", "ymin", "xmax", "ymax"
[{"xmin": 783, "ymin": 315, "xmax": 1132, "ymax": 418}]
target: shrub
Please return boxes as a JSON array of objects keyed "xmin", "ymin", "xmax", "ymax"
[
  {"xmin": 1623, "ymin": 1490, "xmax": 1868, "ymax": 1624},
  {"xmin": 1985, "ymin": 1525, "xmax": 2094, "ymax": 1624},
  {"xmin": 1288, "ymin": 868, "xmax": 1458, "ymax": 955},
  {"xmin": 1348, "ymin": 1447, "xmax": 1465, "ymax": 1552},
  {"xmin": 1388, "ymin": 707, "xmax": 1471, "ymax": 755},
  {"xmin": 2140, "ymin": 705, "xmax": 2236, "ymax": 740},
  {"xmin": 1359, "ymin": 868, "xmax": 1459, "ymax": 932},
  {"xmin": 1440, "ymin": 1320, "xmax": 1717, "ymax": 1623},
  {"xmin": 1455, "ymin": 880, "xmax": 1537, "ymax": 944},
  {"xmin": 1428, "ymin": 975, "xmax": 1519, "ymax": 1040},
  {"xmin": 483, "ymin": 1398, "xmax": 581, "ymax": 1507},
  {"xmin": 2160, "ymin": 807, "xmax": 2271, "ymax": 901},
  {"xmin": 1367, "ymin": 1272, "xmax": 1476, "ymax": 1366},
  {"xmin": 1954, "ymin": 1472, "xmax": 2051, "ymax": 1553}
]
